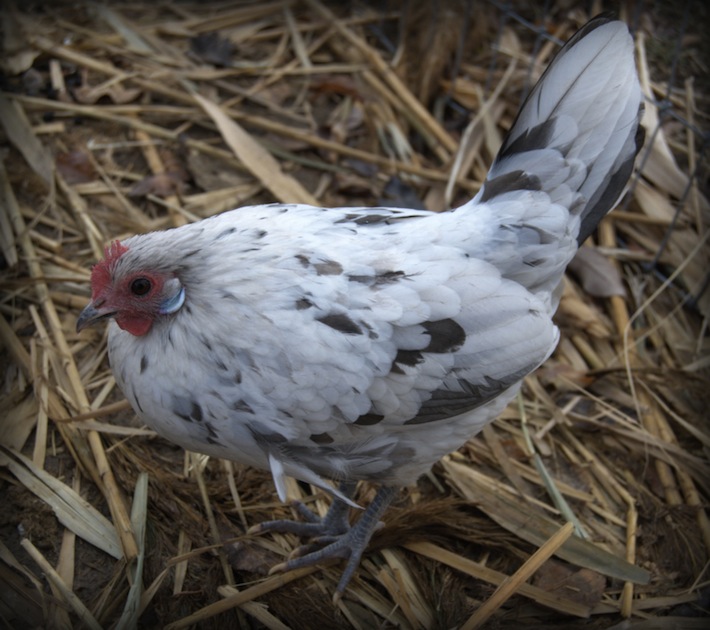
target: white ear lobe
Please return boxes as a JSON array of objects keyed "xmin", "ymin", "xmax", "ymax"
[{"xmin": 159, "ymin": 279, "xmax": 185, "ymax": 314}]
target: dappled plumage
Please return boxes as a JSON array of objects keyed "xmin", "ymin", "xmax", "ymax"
[{"xmin": 77, "ymin": 17, "xmax": 643, "ymax": 598}]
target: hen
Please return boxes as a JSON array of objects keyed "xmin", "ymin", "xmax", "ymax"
[{"xmin": 78, "ymin": 17, "xmax": 643, "ymax": 598}]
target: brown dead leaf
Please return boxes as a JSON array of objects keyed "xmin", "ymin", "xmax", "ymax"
[
  {"xmin": 192, "ymin": 91, "xmax": 318, "ymax": 205},
  {"xmin": 224, "ymin": 540, "xmax": 280, "ymax": 576},
  {"xmin": 310, "ymin": 75, "xmax": 364, "ymax": 100},
  {"xmin": 534, "ymin": 558, "xmax": 606, "ymax": 608},
  {"xmin": 73, "ymin": 84, "xmax": 143, "ymax": 105},
  {"xmin": 396, "ymin": 2, "xmax": 470, "ymax": 106},
  {"xmin": 0, "ymin": 94, "xmax": 53, "ymax": 188},
  {"xmin": 186, "ymin": 150, "xmax": 253, "ymax": 193},
  {"xmin": 128, "ymin": 172, "xmax": 187, "ymax": 198},
  {"xmin": 157, "ymin": 147, "xmax": 187, "ymax": 180},
  {"xmin": 0, "ymin": 10, "xmax": 39, "ymax": 75},
  {"xmin": 255, "ymin": 83, "xmax": 294, "ymax": 108},
  {"xmin": 0, "ymin": 391, "xmax": 38, "ymax": 451},
  {"xmin": 557, "ymin": 279, "xmax": 614, "ymax": 338},
  {"xmin": 536, "ymin": 362, "xmax": 595, "ymax": 391},
  {"xmin": 55, "ymin": 150, "xmax": 96, "ymax": 184},
  {"xmin": 2, "ymin": 46, "xmax": 40, "ymax": 76},
  {"xmin": 568, "ymin": 246, "xmax": 626, "ymax": 298},
  {"xmin": 333, "ymin": 171, "xmax": 379, "ymax": 197},
  {"xmin": 326, "ymin": 100, "xmax": 365, "ymax": 146},
  {"xmin": 128, "ymin": 148, "xmax": 189, "ymax": 198}
]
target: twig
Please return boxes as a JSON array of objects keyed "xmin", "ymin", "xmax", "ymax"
[{"xmin": 461, "ymin": 522, "xmax": 575, "ymax": 629}]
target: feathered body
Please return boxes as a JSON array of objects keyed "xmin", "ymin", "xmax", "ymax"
[
  {"xmin": 78, "ymin": 17, "xmax": 643, "ymax": 593},
  {"xmin": 109, "ymin": 203, "xmax": 557, "ymax": 493}
]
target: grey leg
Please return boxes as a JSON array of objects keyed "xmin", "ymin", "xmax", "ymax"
[{"xmin": 269, "ymin": 485, "xmax": 399, "ymax": 599}]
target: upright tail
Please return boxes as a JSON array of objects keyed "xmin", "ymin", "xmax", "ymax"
[{"xmin": 463, "ymin": 17, "xmax": 644, "ymax": 298}]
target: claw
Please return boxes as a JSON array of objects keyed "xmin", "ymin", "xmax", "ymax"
[
  {"xmin": 246, "ymin": 523, "xmax": 263, "ymax": 535},
  {"xmin": 253, "ymin": 486, "xmax": 399, "ymax": 597},
  {"xmin": 268, "ymin": 561, "xmax": 288, "ymax": 576}
]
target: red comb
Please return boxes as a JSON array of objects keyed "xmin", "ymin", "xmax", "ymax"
[
  {"xmin": 90, "ymin": 241, "xmax": 128, "ymax": 299},
  {"xmin": 104, "ymin": 240, "xmax": 128, "ymax": 262}
]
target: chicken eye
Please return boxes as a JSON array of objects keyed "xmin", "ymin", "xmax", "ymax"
[{"xmin": 130, "ymin": 277, "xmax": 152, "ymax": 296}]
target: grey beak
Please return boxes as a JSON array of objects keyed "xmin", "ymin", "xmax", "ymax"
[{"xmin": 76, "ymin": 302, "xmax": 115, "ymax": 332}]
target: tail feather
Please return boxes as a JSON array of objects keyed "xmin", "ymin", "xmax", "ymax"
[
  {"xmin": 576, "ymin": 110, "xmax": 645, "ymax": 243},
  {"xmin": 476, "ymin": 17, "xmax": 644, "ymax": 244}
]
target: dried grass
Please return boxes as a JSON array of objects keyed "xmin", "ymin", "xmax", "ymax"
[{"xmin": 1, "ymin": 1, "xmax": 708, "ymax": 628}]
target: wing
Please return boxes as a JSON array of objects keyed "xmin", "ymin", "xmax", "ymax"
[{"xmin": 176, "ymin": 204, "xmax": 557, "ymax": 487}]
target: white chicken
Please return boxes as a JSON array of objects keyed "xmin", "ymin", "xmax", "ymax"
[{"xmin": 78, "ymin": 16, "xmax": 643, "ymax": 598}]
